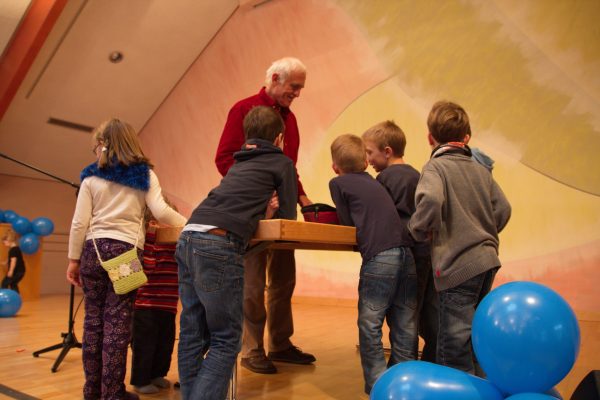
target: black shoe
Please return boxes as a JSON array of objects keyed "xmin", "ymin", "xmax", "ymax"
[
  {"xmin": 241, "ymin": 354, "xmax": 278, "ymax": 374},
  {"xmin": 125, "ymin": 392, "xmax": 140, "ymax": 400},
  {"xmin": 268, "ymin": 346, "xmax": 316, "ymax": 365}
]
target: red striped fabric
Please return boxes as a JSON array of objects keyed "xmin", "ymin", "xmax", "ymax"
[{"xmin": 134, "ymin": 231, "xmax": 179, "ymax": 314}]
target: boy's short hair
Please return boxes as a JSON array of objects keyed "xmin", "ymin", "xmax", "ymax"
[
  {"xmin": 243, "ymin": 106, "xmax": 285, "ymax": 142},
  {"xmin": 427, "ymin": 101, "xmax": 471, "ymax": 144},
  {"xmin": 362, "ymin": 120, "xmax": 406, "ymax": 157},
  {"xmin": 331, "ymin": 134, "xmax": 367, "ymax": 174}
]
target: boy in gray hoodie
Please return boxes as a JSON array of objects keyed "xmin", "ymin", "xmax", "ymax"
[{"xmin": 408, "ymin": 101, "xmax": 511, "ymax": 375}]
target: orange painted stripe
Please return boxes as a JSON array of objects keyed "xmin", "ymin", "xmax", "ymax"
[{"xmin": 0, "ymin": 0, "xmax": 68, "ymax": 121}]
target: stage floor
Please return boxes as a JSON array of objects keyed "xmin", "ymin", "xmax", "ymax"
[{"xmin": 0, "ymin": 294, "xmax": 597, "ymax": 399}]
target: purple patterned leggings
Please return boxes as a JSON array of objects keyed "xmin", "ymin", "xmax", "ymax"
[{"xmin": 80, "ymin": 238, "xmax": 141, "ymax": 400}]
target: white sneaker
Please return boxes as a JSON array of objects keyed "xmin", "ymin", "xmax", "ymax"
[
  {"xmin": 151, "ymin": 377, "xmax": 171, "ymax": 389},
  {"xmin": 134, "ymin": 384, "xmax": 160, "ymax": 394}
]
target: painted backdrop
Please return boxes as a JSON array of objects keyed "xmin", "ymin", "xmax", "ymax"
[{"xmin": 140, "ymin": 0, "xmax": 600, "ymax": 313}]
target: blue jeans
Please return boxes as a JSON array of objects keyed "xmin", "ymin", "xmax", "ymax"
[
  {"xmin": 176, "ymin": 231, "xmax": 246, "ymax": 400},
  {"xmin": 358, "ymin": 247, "xmax": 418, "ymax": 394},
  {"xmin": 437, "ymin": 267, "xmax": 499, "ymax": 375}
]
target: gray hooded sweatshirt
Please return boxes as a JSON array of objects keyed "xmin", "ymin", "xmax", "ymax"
[{"xmin": 408, "ymin": 145, "xmax": 511, "ymax": 291}]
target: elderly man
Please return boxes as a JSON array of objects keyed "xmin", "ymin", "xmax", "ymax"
[{"xmin": 215, "ymin": 57, "xmax": 315, "ymax": 374}]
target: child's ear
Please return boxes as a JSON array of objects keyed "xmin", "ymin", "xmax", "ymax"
[
  {"xmin": 384, "ymin": 146, "xmax": 394, "ymax": 159},
  {"xmin": 274, "ymin": 133, "xmax": 284, "ymax": 149},
  {"xmin": 427, "ymin": 133, "xmax": 436, "ymax": 147},
  {"xmin": 463, "ymin": 134, "xmax": 471, "ymax": 144},
  {"xmin": 332, "ymin": 162, "xmax": 341, "ymax": 175}
]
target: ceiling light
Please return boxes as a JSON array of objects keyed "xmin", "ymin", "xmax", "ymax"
[
  {"xmin": 108, "ymin": 51, "xmax": 123, "ymax": 63},
  {"xmin": 47, "ymin": 117, "xmax": 94, "ymax": 132}
]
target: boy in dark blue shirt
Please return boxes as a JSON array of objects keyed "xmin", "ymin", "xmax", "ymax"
[
  {"xmin": 362, "ymin": 120, "xmax": 438, "ymax": 362},
  {"xmin": 176, "ymin": 106, "xmax": 297, "ymax": 400},
  {"xmin": 328, "ymin": 134, "xmax": 417, "ymax": 394}
]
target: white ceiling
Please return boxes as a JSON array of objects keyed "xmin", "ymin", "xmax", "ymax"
[
  {"xmin": 0, "ymin": 0, "xmax": 31, "ymax": 57},
  {"xmin": 0, "ymin": 0, "xmax": 239, "ymax": 183}
]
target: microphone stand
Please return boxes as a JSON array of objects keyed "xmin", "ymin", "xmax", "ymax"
[
  {"xmin": 0, "ymin": 152, "xmax": 82, "ymax": 372},
  {"xmin": 0, "ymin": 152, "xmax": 80, "ymax": 190},
  {"xmin": 33, "ymin": 284, "xmax": 82, "ymax": 372}
]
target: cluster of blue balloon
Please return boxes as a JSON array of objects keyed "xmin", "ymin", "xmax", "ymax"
[
  {"xmin": 371, "ymin": 281, "xmax": 581, "ymax": 400},
  {"xmin": 0, "ymin": 289, "xmax": 22, "ymax": 317},
  {"xmin": 0, "ymin": 209, "xmax": 54, "ymax": 254}
]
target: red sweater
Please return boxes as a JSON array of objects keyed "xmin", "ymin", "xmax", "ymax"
[
  {"xmin": 215, "ymin": 87, "xmax": 306, "ymax": 198},
  {"xmin": 134, "ymin": 231, "xmax": 178, "ymax": 314}
]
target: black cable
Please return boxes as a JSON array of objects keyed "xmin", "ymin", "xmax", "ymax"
[
  {"xmin": 0, "ymin": 152, "xmax": 80, "ymax": 189},
  {"xmin": 1, "ymin": 151, "xmax": 84, "ymax": 372}
]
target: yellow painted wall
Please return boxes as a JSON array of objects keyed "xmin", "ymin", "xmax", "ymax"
[{"xmin": 140, "ymin": 0, "xmax": 600, "ymax": 312}]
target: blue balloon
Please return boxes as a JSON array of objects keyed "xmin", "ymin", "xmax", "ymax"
[
  {"xmin": 19, "ymin": 233, "xmax": 40, "ymax": 254},
  {"xmin": 472, "ymin": 281, "xmax": 580, "ymax": 395},
  {"xmin": 31, "ymin": 217, "xmax": 54, "ymax": 236},
  {"xmin": 0, "ymin": 209, "xmax": 5, "ymax": 223},
  {"xmin": 12, "ymin": 216, "xmax": 32, "ymax": 235},
  {"xmin": 546, "ymin": 387, "xmax": 563, "ymax": 399},
  {"xmin": 503, "ymin": 388, "xmax": 563, "ymax": 399},
  {"xmin": 3, "ymin": 210, "xmax": 18, "ymax": 223},
  {"xmin": 498, "ymin": 387, "xmax": 563, "ymax": 399},
  {"xmin": 0, "ymin": 289, "xmax": 22, "ymax": 317},
  {"xmin": 505, "ymin": 394, "xmax": 560, "ymax": 400},
  {"xmin": 370, "ymin": 361, "xmax": 503, "ymax": 400}
]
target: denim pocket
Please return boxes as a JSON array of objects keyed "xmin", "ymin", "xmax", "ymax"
[
  {"xmin": 359, "ymin": 252, "xmax": 400, "ymax": 312},
  {"xmin": 192, "ymin": 247, "xmax": 226, "ymax": 292},
  {"xmin": 360, "ymin": 272, "xmax": 397, "ymax": 311},
  {"xmin": 394, "ymin": 272, "xmax": 418, "ymax": 310},
  {"xmin": 444, "ymin": 278, "xmax": 481, "ymax": 308}
]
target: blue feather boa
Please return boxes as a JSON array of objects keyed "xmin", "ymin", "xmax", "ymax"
[{"xmin": 80, "ymin": 162, "xmax": 150, "ymax": 192}]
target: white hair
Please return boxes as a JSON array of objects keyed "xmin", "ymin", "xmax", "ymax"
[{"xmin": 264, "ymin": 57, "xmax": 306, "ymax": 86}]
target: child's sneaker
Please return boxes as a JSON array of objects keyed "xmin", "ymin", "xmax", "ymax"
[
  {"xmin": 125, "ymin": 392, "xmax": 140, "ymax": 400},
  {"xmin": 151, "ymin": 377, "xmax": 171, "ymax": 389},
  {"xmin": 133, "ymin": 384, "xmax": 159, "ymax": 394}
]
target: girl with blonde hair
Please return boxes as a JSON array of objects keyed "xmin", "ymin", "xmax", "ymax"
[{"xmin": 67, "ymin": 118, "xmax": 186, "ymax": 400}]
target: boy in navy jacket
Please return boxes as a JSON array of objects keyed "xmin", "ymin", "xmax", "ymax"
[{"xmin": 176, "ymin": 106, "xmax": 297, "ymax": 400}]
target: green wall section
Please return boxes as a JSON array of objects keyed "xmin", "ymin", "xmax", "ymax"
[
  {"xmin": 297, "ymin": 2, "xmax": 600, "ymax": 305},
  {"xmin": 305, "ymin": 78, "xmax": 600, "ymax": 261},
  {"xmin": 339, "ymin": 0, "xmax": 600, "ymax": 195}
]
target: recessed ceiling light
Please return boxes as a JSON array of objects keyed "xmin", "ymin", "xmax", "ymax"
[
  {"xmin": 108, "ymin": 51, "xmax": 123, "ymax": 63},
  {"xmin": 47, "ymin": 117, "xmax": 94, "ymax": 132}
]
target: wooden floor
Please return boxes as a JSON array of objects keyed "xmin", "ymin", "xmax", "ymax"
[{"xmin": 0, "ymin": 295, "xmax": 597, "ymax": 399}]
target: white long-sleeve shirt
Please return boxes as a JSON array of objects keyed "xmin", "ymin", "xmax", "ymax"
[{"xmin": 68, "ymin": 170, "xmax": 186, "ymax": 259}]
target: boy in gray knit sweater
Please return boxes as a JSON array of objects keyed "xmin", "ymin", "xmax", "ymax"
[{"xmin": 408, "ymin": 101, "xmax": 511, "ymax": 375}]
